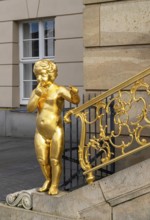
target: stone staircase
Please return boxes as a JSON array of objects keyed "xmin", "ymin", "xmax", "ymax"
[{"xmin": 0, "ymin": 158, "xmax": 150, "ymax": 220}]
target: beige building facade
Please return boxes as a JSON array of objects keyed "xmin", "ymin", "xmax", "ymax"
[
  {"xmin": 2, "ymin": 0, "xmax": 150, "ymax": 107},
  {"xmin": 83, "ymin": 0, "xmax": 150, "ymax": 91},
  {"xmin": 0, "ymin": 0, "xmax": 84, "ymax": 137},
  {"xmin": 0, "ymin": 0, "xmax": 150, "ymax": 138},
  {"xmin": 0, "ymin": 0, "xmax": 84, "ymax": 107}
]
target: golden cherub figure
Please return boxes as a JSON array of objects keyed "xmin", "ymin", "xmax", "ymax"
[{"xmin": 27, "ymin": 59, "xmax": 80, "ymax": 195}]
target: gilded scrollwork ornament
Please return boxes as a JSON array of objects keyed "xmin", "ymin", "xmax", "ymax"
[{"xmin": 65, "ymin": 67, "xmax": 150, "ymax": 180}]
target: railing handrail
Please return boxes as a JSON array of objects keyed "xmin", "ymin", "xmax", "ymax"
[
  {"xmin": 73, "ymin": 66, "xmax": 150, "ymax": 114},
  {"xmin": 64, "ymin": 66, "xmax": 150, "ymax": 184}
]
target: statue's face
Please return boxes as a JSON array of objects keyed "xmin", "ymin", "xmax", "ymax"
[
  {"xmin": 36, "ymin": 71, "xmax": 49, "ymax": 84},
  {"xmin": 34, "ymin": 61, "xmax": 57, "ymax": 85}
]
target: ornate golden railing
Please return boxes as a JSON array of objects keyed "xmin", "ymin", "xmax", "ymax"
[{"xmin": 64, "ymin": 67, "xmax": 150, "ymax": 184}]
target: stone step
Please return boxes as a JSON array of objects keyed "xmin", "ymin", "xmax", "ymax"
[
  {"xmin": 1, "ymin": 158, "xmax": 150, "ymax": 220},
  {"xmin": 0, "ymin": 202, "xmax": 75, "ymax": 220},
  {"xmin": 32, "ymin": 182, "xmax": 108, "ymax": 219}
]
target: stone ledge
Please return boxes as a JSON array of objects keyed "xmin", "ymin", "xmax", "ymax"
[
  {"xmin": 83, "ymin": 0, "xmax": 116, "ymax": 4},
  {"xmin": 100, "ymin": 158, "xmax": 150, "ymax": 206},
  {"xmin": 107, "ymin": 184, "xmax": 150, "ymax": 206}
]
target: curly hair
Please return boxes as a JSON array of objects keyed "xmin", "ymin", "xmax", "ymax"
[{"xmin": 33, "ymin": 59, "xmax": 58, "ymax": 82}]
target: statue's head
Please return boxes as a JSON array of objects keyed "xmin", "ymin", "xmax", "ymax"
[{"xmin": 33, "ymin": 59, "xmax": 58, "ymax": 84}]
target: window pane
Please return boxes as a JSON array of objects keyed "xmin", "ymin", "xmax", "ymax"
[
  {"xmin": 23, "ymin": 81, "xmax": 32, "ymax": 98},
  {"xmin": 20, "ymin": 19, "xmax": 55, "ymax": 103},
  {"xmin": 23, "ymin": 22, "xmax": 39, "ymax": 39},
  {"xmin": 23, "ymin": 81, "xmax": 37, "ymax": 98},
  {"xmin": 23, "ymin": 63, "xmax": 36, "ymax": 80},
  {"xmin": 32, "ymin": 81, "xmax": 37, "ymax": 89},
  {"xmin": 23, "ymin": 40, "xmax": 39, "ymax": 57},
  {"xmin": 44, "ymin": 20, "xmax": 54, "ymax": 38},
  {"xmin": 44, "ymin": 39, "xmax": 54, "ymax": 57}
]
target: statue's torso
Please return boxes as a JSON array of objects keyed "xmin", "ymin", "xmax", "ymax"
[{"xmin": 36, "ymin": 84, "xmax": 64, "ymax": 139}]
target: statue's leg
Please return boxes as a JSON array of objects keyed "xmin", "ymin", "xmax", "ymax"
[
  {"xmin": 48, "ymin": 126, "xmax": 64, "ymax": 195},
  {"xmin": 34, "ymin": 130, "xmax": 51, "ymax": 192}
]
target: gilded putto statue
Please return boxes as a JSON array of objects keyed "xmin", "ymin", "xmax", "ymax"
[{"xmin": 27, "ymin": 59, "xmax": 80, "ymax": 195}]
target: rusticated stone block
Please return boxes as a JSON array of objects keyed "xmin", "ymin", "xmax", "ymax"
[
  {"xmin": 100, "ymin": 0, "xmax": 150, "ymax": 46},
  {"xmin": 84, "ymin": 0, "xmax": 150, "ymax": 47},
  {"xmin": 84, "ymin": 46, "xmax": 150, "ymax": 90},
  {"xmin": 83, "ymin": 5, "xmax": 100, "ymax": 46}
]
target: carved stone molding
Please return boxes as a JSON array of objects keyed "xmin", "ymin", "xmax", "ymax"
[{"xmin": 6, "ymin": 189, "xmax": 37, "ymax": 210}]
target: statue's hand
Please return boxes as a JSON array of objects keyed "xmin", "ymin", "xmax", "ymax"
[
  {"xmin": 70, "ymin": 86, "xmax": 78, "ymax": 95},
  {"xmin": 69, "ymin": 86, "xmax": 80, "ymax": 104},
  {"xmin": 35, "ymin": 84, "xmax": 43, "ymax": 97},
  {"xmin": 64, "ymin": 110, "xmax": 73, "ymax": 124}
]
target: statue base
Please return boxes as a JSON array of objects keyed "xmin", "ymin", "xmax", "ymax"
[{"xmin": 1, "ymin": 189, "xmax": 72, "ymax": 220}]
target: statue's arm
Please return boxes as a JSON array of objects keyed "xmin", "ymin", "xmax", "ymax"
[
  {"xmin": 59, "ymin": 86, "xmax": 80, "ymax": 104},
  {"xmin": 27, "ymin": 89, "xmax": 39, "ymax": 112}
]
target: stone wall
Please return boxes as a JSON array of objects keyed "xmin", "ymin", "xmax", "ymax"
[
  {"xmin": 0, "ymin": 110, "xmax": 36, "ymax": 137},
  {"xmin": 83, "ymin": 0, "xmax": 150, "ymax": 90}
]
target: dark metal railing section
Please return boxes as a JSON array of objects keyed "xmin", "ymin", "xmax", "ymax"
[{"xmin": 60, "ymin": 94, "xmax": 115, "ymax": 191}]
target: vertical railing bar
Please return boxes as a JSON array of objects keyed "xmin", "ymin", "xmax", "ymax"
[
  {"xmin": 76, "ymin": 102, "xmax": 79, "ymax": 186},
  {"xmin": 105, "ymin": 97, "xmax": 109, "ymax": 176},
  {"xmin": 88, "ymin": 93, "xmax": 92, "ymax": 168},
  {"xmin": 82, "ymin": 94, "xmax": 85, "ymax": 184},
  {"xmin": 70, "ymin": 101, "xmax": 73, "ymax": 189},
  {"xmin": 63, "ymin": 107, "xmax": 66, "ymax": 190},
  {"xmin": 110, "ymin": 94, "xmax": 116, "ymax": 174},
  {"xmin": 94, "ymin": 93, "xmax": 97, "ymax": 177},
  {"xmin": 100, "ymin": 98, "xmax": 103, "ymax": 178}
]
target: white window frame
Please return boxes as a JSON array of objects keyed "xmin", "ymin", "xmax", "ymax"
[{"xmin": 19, "ymin": 19, "xmax": 55, "ymax": 105}]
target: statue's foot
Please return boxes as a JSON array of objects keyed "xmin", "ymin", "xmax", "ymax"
[
  {"xmin": 38, "ymin": 180, "xmax": 51, "ymax": 192},
  {"xmin": 48, "ymin": 185, "xmax": 59, "ymax": 195}
]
